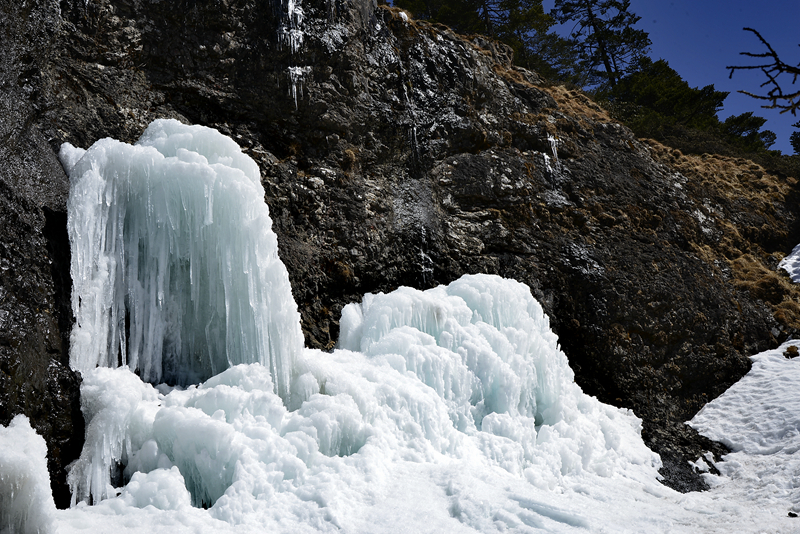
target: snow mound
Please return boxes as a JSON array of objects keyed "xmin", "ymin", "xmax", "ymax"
[
  {"xmin": 0, "ymin": 415, "xmax": 57, "ymax": 534},
  {"xmin": 688, "ymin": 340, "xmax": 800, "ymax": 517},
  {"xmin": 119, "ymin": 468, "xmax": 192, "ymax": 511},
  {"xmin": 68, "ymin": 275, "xmax": 661, "ymax": 528}
]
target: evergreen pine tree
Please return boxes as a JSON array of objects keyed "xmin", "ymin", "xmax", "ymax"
[
  {"xmin": 722, "ymin": 112, "xmax": 777, "ymax": 151},
  {"xmin": 789, "ymin": 122, "xmax": 800, "ymax": 155},
  {"xmin": 551, "ymin": 0, "xmax": 650, "ymax": 89},
  {"xmin": 607, "ymin": 58, "xmax": 727, "ymax": 132}
]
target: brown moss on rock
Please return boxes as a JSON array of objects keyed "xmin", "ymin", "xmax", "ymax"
[{"xmin": 645, "ymin": 139, "xmax": 800, "ymax": 335}]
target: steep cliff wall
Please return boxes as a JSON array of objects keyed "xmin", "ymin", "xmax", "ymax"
[
  {"xmin": 2, "ymin": 0, "xmax": 800, "ymax": 499},
  {"xmin": 0, "ymin": 0, "xmax": 83, "ymax": 508}
]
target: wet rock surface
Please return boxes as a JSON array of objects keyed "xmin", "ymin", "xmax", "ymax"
[{"xmin": 3, "ymin": 0, "xmax": 800, "ymax": 497}]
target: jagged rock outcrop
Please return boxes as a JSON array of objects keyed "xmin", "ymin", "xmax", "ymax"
[
  {"xmin": 0, "ymin": 1, "xmax": 83, "ymax": 508},
  {"xmin": 2, "ymin": 0, "xmax": 800, "ymax": 499}
]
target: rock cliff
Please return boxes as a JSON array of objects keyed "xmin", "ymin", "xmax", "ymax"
[{"xmin": 2, "ymin": 0, "xmax": 800, "ymax": 501}]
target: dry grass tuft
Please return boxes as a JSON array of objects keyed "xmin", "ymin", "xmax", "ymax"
[
  {"xmin": 492, "ymin": 64, "xmax": 533, "ymax": 87},
  {"xmin": 541, "ymin": 85, "xmax": 611, "ymax": 123},
  {"xmin": 730, "ymin": 255, "xmax": 789, "ymax": 305},
  {"xmin": 646, "ymin": 137, "xmax": 800, "ymax": 331}
]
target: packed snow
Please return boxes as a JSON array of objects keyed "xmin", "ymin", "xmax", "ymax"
[
  {"xmin": 689, "ymin": 341, "xmax": 800, "ymax": 518},
  {"xmin": 0, "ymin": 415, "xmax": 57, "ymax": 534},
  {"xmin": 779, "ymin": 243, "xmax": 800, "ymax": 282},
  {"xmin": 4, "ymin": 120, "xmax": 799, "ymax": 533}
]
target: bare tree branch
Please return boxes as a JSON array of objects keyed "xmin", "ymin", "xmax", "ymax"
[{"xmin": 727, "ymin": 27, "xmax": 800, "ymax": 115}]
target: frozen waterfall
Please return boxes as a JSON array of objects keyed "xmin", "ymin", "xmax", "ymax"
[
  {"xmin": 54, "ymin": 119, "xmax": 671, "ymax": 531},
  {"xmin": 61, "ymin": 119, "xmax": 303, "ymax": 399}
]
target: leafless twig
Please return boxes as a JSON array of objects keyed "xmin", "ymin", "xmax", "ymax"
[{"xmin": 727, "ymin": 28, "xmax": 800, "ymax": 115}]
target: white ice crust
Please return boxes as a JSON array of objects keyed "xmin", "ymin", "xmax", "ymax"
[
  {"xmin": 62, "ymin": 119, "xmax": 303, "ymax": 396},
  {"xmin": 0, "ymin": 415, "xmax": 57, "ymax": 534}
]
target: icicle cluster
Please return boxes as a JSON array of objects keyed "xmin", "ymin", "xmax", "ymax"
[
  {"xmin": 288, "ymin": 66, "xmax": 312, "ymax": 108},
  {"xmin": 61, "ymin": 119, "xmax": 303, "ymax": 399},
  {"xmin": 543, "ymin": 133, "xmax": 561, "ymax": 176},
  {"xmin": 278, "ymin": 0, "xmax": 305, "ymax": 54},
  {"xmin": 278, "ymin": 0, "xmax": 311, "ymax": 107}
]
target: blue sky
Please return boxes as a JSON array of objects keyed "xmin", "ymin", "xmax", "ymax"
[{"xmin": 544, "ymin": 1, "xmax": 800, "ymax": 153}]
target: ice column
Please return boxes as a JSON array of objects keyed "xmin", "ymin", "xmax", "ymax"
[
  {"xmin": 288, "ymin": 66, "xmax": 312, "ymax": 109},
  {"xmin": 278, "ymin": 0, "xmax": 305, "ymax": 54},
  {"xmin": 62, "ymin": 119, "xmax": 304, "ymax": 401},
  {"xmin": 279, "ymin": 0, "xmax": 310, "ymax": 107}
]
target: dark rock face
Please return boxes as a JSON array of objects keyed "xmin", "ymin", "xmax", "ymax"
[
  {"xmin": 0, "ymin": 1, "xmax": 84, "ymax": 508},
  {"xmin": 3, "ymin": 0, "xmax": 799, "ymax": 498}
]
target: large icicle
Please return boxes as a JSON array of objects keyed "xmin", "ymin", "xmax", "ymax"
[{"xmin": 62, "ymin": 119, "xmax": 303, "ymax": 401}]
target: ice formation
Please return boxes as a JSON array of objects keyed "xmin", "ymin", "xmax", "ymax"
[
  {"xmin": 543, "ymin": 133, "xmax": 561, "ymax": 176},
  {"xmin": 57, "ymin": 119, "xmax": 800, "ymax": 532},
  {"xmin": 67, "ymin": 262, "xmax": 661, "ymax": 525},
  {"xmin": 62, "ymin": 119, "xmax": 665, "ymax": 531},
  {"xmin": 61, "ymin": 119, "xmax": 303, "ymax": 397},
  {"xmin": 61, "ymin": 120, "xmax": 659, "ymax": 530},
  {"xmin": 278, "ymin": 0, "xmax": 305, "ymax": 54},
  {"xmin": 288, "ymin": 66, "xmax": 312, "ymax": 109},
  {"xmin": 277, "ymin": 0, "xmax": 311, "ymax": 109},
  {"xmin": 0, "ymin": 415, "xmax": 57, "ymax": 534}
]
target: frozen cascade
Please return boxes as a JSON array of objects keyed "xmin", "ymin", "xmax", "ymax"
[
  {"xmin": 61, "ymin": 119, "xmax": 303, "ymax": 395},
  {"xmin": 61, "ymin": 120, "xmax": 667, "ymax": 530},
  {"xmin": 279, "ymin": 0, "xmax": 305, "ymax": 54}
]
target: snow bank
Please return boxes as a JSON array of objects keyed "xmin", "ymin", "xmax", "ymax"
[
  {"xmin": 62, "ymin": 119, "xmax": 303, "ymax": 399},
  {"xmin": 689, "ymin": 341, "xmax": 800, "ymax": 514},
  {"xmin": 0, "ymin": 415, "xmax": 56, "ymax": 534},
  {"xmin": 779, "ymin": 243, "xmax": 800, "ymax": 282}
]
